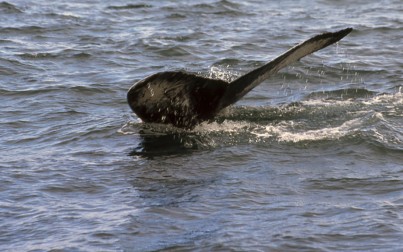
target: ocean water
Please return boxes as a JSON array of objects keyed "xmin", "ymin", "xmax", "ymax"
[{"xmin": 1, "ymin": 0, "xmax": 402, "ymax": 251}]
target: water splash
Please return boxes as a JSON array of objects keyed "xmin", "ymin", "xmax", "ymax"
[
  {"xmin": 206, "ymin": 65, "xmax": 240, "ymax": 82},
  {"xmin": 252, "ymin": 118, "xmax": 363, "ymax": 142}
]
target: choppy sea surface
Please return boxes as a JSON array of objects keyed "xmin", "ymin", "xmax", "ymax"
[{"xmin": 1, "ymin": 0, "xmax": 402, "ymax": 251}]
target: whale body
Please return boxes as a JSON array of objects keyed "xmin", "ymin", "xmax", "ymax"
[{"xmin": 128, "ymin": 28, "xmax": 353, "ymax": 128}]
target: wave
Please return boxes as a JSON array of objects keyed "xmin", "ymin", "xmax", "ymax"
[
  {"xmin": 159, "ymin": 0, "xmax": 247, "ymax": 17},
  {"xmin": 17, "ymin": 51, "xmax": 92, "ymax": 60},
  {"xmin": 306, "ymin": 88, "xmax": 377, "ymax": 100},
  {"xmin": 0, "ymin": 83, "xmax": 117, "ymax": 97},
  {"xmin": 191, "ymin": 0, "xmax": 244, "ymax": 15},
  {"xmin": 0, "ymin": 2, "xmax": 23, "ymax": 14},
  {"xmin": 106, "ymin": 4, "xmax": 152, "ymax": 10},
  {"xmin": 0, "ymin": 26, "xmax": 46, "ymax": 34}
]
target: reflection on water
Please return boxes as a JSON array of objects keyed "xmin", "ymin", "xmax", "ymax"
[{"xmin": 129, "ymin": 131, "xmax": 199, "ymax": 158}]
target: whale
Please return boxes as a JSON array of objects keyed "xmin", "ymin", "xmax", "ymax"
[{"xmin": 128, "ymin": 28, "xmax": 353, "ymax": 129}]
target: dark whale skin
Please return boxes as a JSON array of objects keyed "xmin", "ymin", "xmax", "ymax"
[{"xmin": 128, "ymin": 71, "xmax": 227, "ymax": 128}]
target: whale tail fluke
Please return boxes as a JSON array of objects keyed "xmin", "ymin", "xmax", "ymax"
[
  {"xmin": 218, "ymin": 28, "xmax": 353, "ymax": 109},
  {"xmin": 127, "ymin": 28, "xmax": 353, "ymax": 129}
]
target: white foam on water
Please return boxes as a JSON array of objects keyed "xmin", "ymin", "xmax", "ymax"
[
  {"xmin": 194, "ymin": 120, "xmax": 252, "ymax": 133},
  {"xmin": 251, "ymin": 118, "xmax": 364, "ymax": 143},
  {"xmin": 363, "ymin": 91, "xmax": 403, "ymax": 106},
  {"xmin": 301, "ymin": 98, "xmax": 355, "ymax": 107}
]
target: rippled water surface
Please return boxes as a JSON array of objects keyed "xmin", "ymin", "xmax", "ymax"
[{"xmin": 1, "ymin": 0, "xmax": 402, "ymax": 251}]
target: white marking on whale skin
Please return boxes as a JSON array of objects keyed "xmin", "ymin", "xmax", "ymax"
[{"xmin": 147, "ymin": 83, "xmax": 154, "ymax": 97}]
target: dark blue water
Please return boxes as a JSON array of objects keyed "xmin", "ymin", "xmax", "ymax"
[{"xmin": 1, "ymin": 1, "xmax": 402, "ymax": 251}]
